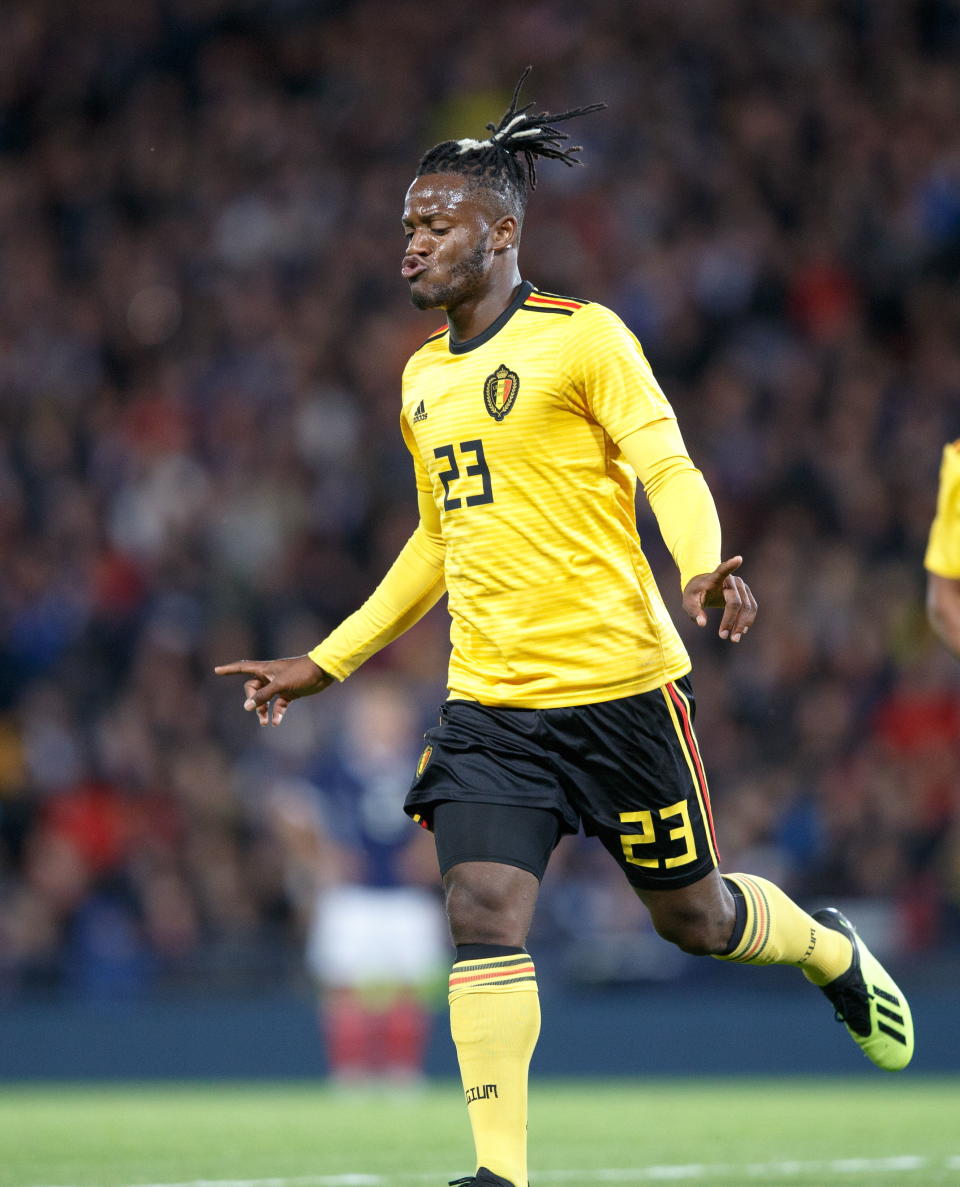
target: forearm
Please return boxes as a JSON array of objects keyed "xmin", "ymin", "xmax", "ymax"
[
  {"xmin": 309, "ymin": 521, "xmax": 445, "ymax": 680},
  {"xmin": 927, "ymin": 573, "xmax": 960, "ymax": 659},
  {"xmin": 620, "ymin": 420, "xmax": 721, "ymax": 588}
]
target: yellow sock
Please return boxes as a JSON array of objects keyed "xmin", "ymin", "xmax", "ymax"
[
  {"xmin": 716, "ymin": 873, "xmax": 852, "ymax": 986},
  {"xmin": 448, "ymin": 952, "xmax": 540, "ymax": 1187}
]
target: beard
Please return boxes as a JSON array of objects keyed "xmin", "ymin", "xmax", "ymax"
[{"xmin": 409, "ymin": 240, "xmax": 488, "ymax": 310}]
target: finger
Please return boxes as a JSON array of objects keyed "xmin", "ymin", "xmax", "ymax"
[
  {"xmin": 245, "ymin": 681, "xmax": 277, "ymax": 711},
  {"xmin": 718, "ymin": 578, "xmax": 743, "ymax": 640},
  {"xmin": 243, "ymin": 677, "xmax": 267, "ymax": 706},
  {"xmin": 682, "ymin": 588, "xmax": 708, "ymax": 627},
  {"xmin": 732, "ymin": 581, "xmax": 759, "ymax": 641},
  {"xmin": 257, "ymin": 703, "xmax": 270, "ymax": 726},
  {"xmin": 725, "ymin": 577, "xmax": 757, "ymax": 642},
  {"xmin": 214, "ymin": 660, "xmax": 264, "ymax": 676},
  {"xmin": 271, "ymin": 697, "xmax": 291, "ymax": 726},
  {"xmin": 714, "ymin": 555, "xmax": 743, "ymax": 581}
]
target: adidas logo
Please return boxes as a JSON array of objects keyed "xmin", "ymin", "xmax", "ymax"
[
  {"xmin": 872, "ymin": 984, "xmax": 908, "ymax": 1045},
  {"xmin": 412, "ymin": 400, "xmax": 427, "ymax": 423}
]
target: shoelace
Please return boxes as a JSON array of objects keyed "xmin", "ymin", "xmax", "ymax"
[{"xmin": 826, "ymin": 979, "xmax": 871, "ymax": 1030}]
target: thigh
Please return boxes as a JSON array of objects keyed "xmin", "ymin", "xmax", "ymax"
[
  {"xmin": 433, "ymin": 801, "xmax": 559, "ymax": 947},
  {"xmin": 433, "ymin": 800, "xmax": 562, "ymax": 881},
  {"xmin": 547, "ymin": 677, "xmax": 720, "ymax": 891}
]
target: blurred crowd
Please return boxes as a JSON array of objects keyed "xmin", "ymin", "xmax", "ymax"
[{"xmin": 2, "ymin": 0, "xmax": 960, "ymax": 1003}]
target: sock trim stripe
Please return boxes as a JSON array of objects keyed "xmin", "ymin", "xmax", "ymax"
[
  {"xmin": 450, "ymin": 974, "xmax": 539, "ymax": 992},
  {"xmin": 450, "ymin": 964, "xmax": 536, "ymax": 988},
  {"xmin": 452, "ymin": 956, "xmax": 532, "ymax": 974},
  {"xmin": 732, "ymin": 874, "xmax": 771, "ymax": 961}
]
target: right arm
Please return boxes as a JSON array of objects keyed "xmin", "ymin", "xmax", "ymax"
[
  {"xmin": 216, "ymin": 420, "xmax": 445, "ymax": 723},
  {"xmin": 308, "ymin": 485, "xmax": 445, "ymax": 679}
]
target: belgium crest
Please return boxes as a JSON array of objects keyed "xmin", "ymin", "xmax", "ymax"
[
  {"xmin": 416, "ymin": 744, "xmax": 433, "ymax": 778},
  {"xmin": 483, "ymin": 363, "xmax": 520, "ymax": 421}
]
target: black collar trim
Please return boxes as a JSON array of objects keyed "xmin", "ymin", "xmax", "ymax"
[{"xmin": 447, "ymin": 281, "xmax": 534, "ymax": 354}]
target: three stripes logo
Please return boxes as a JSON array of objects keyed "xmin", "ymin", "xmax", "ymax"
[
  {"xmin": 872, "ymin": 984, "xmax": 908, "ymax": 1046},
  {"xmin": 412, "ymin": 399, "xmax": 427, "ymax": 423}
]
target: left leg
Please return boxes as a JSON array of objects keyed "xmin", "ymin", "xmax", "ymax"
[
  {"xmin": 548, "ymin": 679, "xmax": 913, "ymax": 1072},
  {"xmin": 637, "ymin": 863, "xmax": 856, "ymax": 984},
  {"xmin": 636, "ymin": 866, "xmax": 851, "ymax": 980},
  {"xmin": 637, "ymin": 866, "xmax": 913, "ymax": 1070}
]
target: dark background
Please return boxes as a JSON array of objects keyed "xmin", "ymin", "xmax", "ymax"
[{"xmin": 1, "ymin": 0, "xmax": 959, "ymax": 1073}]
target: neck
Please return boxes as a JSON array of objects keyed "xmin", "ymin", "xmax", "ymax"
[{"xmin": 446, "ymin": 263, "xmax": 523, "ymax": 342}]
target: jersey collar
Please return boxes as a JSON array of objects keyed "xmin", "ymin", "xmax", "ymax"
[{"xmin": 447, "ymin": 280, "xmax": 534, "ymax": 355}]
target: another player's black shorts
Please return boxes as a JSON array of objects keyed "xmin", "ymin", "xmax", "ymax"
[{"xmin": 404, "ymin": 676, "xmax": 720, "ymax": 890}]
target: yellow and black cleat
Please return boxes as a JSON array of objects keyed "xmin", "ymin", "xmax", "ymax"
[
  {"xmin": 814, "ymin": 908, "xmax": 914, "ymax": 1071},
  {"xmin": 449, "ymin": 1170, "xmax": 517, "ymax": 1187}
]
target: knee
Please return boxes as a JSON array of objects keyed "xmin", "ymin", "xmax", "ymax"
[
  {"xmin": 651, "ymin": 902, "xmax": 733, "ymax": 956},
  {"xmin": 443, "ymin": 864, "xmax": 537, "ymax": 948}
]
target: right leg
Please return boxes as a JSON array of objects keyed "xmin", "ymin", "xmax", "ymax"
[{"xmin": 435, "ymin": 801, "xmax": 561, "ymax": 1187}]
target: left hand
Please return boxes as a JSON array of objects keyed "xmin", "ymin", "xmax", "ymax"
[{"xmin": 682, "ymin": 555, "xmax": 757, "ymax": 642}]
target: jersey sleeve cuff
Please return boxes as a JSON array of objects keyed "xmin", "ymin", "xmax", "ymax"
[{"xmin": 306, "ymin": 644, "xmax": 349, "ymax": 681}]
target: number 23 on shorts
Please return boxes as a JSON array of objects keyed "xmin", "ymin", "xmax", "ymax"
[{"xmin": 619, "ymin": 800, "xmax": 697, "ymax": 869}]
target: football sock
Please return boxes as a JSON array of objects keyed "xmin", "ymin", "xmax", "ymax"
[
  {"xmin": 449, "ymin": 944, "xmax": 540, "ymax": 1187},
  {"xmin": 716, "ymin": 873, "xmax": 853, "ymax": 985}
]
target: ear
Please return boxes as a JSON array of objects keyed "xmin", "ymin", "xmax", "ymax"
[{"xmin": 490, "ymin": 213, "xmax": 520, "ymax": 252}]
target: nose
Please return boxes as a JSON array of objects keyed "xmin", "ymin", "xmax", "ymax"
[{"xmin": 406, "ymin": 229, "xmax": 430, "ymax": 255}]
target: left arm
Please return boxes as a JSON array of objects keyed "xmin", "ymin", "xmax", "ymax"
[
  {"xmin": 620, "ymin": 420, "xmax": 757, "ymax": 641},
  {"xmin": 565, "ymin": 303, "xmax": 757, "ymax": 640},
  {"xmin": 618, "ymin": 417, "xmax": 721, "ymax": 590}
]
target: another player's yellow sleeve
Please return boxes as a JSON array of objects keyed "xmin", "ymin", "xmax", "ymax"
[
  {"xmin": 308, "ymin": 416, "xmax": 445, "ymax": 680},
  {"xmin": 620, "ymin": 419, "xmax": 722, "ymax": 589},
  {"xmin": 562, "ymin": 303, "xmax": 676, "ymax": 442},
  {"xmin": 925, "ymin": 442, "xmax": 960, "ymax": 578}
]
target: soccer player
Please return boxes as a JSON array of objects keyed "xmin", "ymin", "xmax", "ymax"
[
  {"xmin": 216, "ymin": 71, "xmax": 914, "ymax": 1187},
  {"xmin": 926, "ymin": 439, "xmax": 960, "ymax": 656}
]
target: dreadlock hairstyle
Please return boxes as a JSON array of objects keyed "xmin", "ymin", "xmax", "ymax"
[{"xmin": 414, "ymin": 67, "xmax": 606, "ymax": 219}]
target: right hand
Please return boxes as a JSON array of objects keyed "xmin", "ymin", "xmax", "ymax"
[{"xmin": 213, "ymin": 654, "xmax": 333, "ymax": 726}]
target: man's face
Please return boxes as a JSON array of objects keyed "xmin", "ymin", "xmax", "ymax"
[{"xmin": 401, "ymin": 174, "xmax": 504, "ymax": 310}]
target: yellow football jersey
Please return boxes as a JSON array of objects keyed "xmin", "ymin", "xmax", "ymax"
[
  {"xmin": 925, "ymin": 440, "xmax": 960, "ymax": 578},
  {"xmin": 398, "ymin": 281, "xmax": 696, "ymax": 708}
]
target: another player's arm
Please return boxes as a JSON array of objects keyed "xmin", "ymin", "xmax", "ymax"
[
  {"xmin": 926, "ymin": 572, "xmax": 960, "ymax": 658},
  {"xmin": 924, "ymin": 442, "xmax": 960, "ymax": 658},
  {"xmin": 619, "ymin": 420, "xmax": 757, "ymax": 641},
  {"xmin": 216, "ymin": 466, "xmax": 445, "ymax": 724}
]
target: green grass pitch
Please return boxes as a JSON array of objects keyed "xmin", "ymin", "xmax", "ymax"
[{"xmin": 2, "ymin": 1078, "xmax": 959, "ymax": 1187}]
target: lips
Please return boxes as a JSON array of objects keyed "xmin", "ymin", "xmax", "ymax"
[{"xmin": 402, "ymin": 258, "xmax": 427, "ymax": 280}]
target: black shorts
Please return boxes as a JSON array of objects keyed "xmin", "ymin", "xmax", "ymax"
[{"xmin": 405, "ymin": 676, "xmax": 720, "ymax": 890}]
